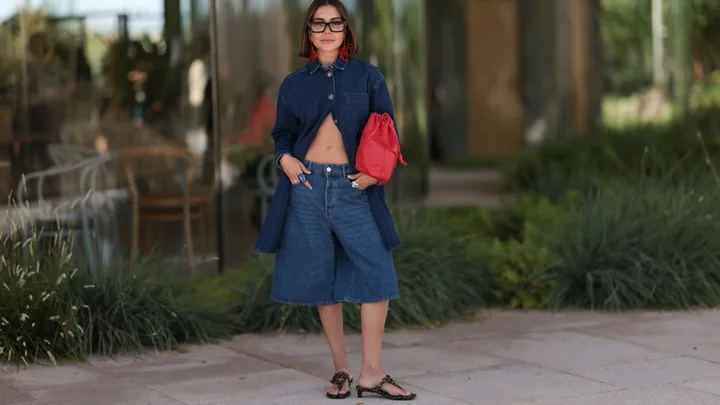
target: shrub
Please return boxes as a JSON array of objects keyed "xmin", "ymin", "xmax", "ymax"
[
  {"xmin": 545, "ymin": 178, "xmax": 720, "ymax": 310},
  {"xmin": 504, "ymin": 127, "xmax": 720, "ymax": 199},
  {"xmin": 475, "ymin": 194, "xmax": 578, "ymax": 242},
  {"xmin": 384, "ymin": 209, "xmax": 491, "ymax": 329},
  {"xmin": 483, "ymin": 225, "xmax": 556, "ymax": 309},
  {"xmin": 76, "ymin": 259, "xmax": 235, "ymax": 356},
  {"xmin": 0, "ymin": 225, "xmax": 85, "ymax": 366},
  {"xmin": 0, "ymin": 221, "xmax": 234, "ymax": 367},
  {"xmin": 472, "ymin": 195, "xmax": 572, "ymax": 309}
]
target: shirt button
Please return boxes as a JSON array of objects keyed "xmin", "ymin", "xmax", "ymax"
[
  {"xmin": 328, "ymin": 94, "xmax": 334, "ymax": 100},
  {"xmin": 327, "ymin": 71, "xmax": 332, "ymax": 77},
  {"xmin": 326, "ymin": 167, "xmax": 332, "ymax": 172}
]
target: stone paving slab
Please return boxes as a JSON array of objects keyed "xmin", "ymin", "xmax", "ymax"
[
  {"xmin": 570, "ymin": 356, "xmax": 720, "ymax": 389},
  {"xmin": 444, "ymin": 330, "xmax": 667, "ymax": 370},
  {"xmin": 0, "ymin": 381, "xmax": 36, "ymax": 404},
  {"xmin": 524, "ymin": 385, "xmax": 720, "ymax": 405},
  {"xmin": 680, "ymin": 377, "xmax": 720, "ymax": 396},
  {"xmin": 1, "ymin": 310, "xmax": 720, "ymax": 405},
  {"xmin": 407, "ymin": 363, "xmax": 614, "ymax": 404}
]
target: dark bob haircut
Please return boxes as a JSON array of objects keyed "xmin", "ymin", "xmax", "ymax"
[{"xmin": 298, "ymin": 0, "xmax": 359, "ymax": 59}]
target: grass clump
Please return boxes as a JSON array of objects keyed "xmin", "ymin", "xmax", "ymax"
[
  {"xmin": 0, "ymin": 218, "xmax": 235, "ymax": 367},
  {"xmin": 545, "ymin": 178, "xmax": 720, "ymax": 310},
  {"xmin": 0, "ymin": 224, "xmax": 87, "ymax": 366},
  {"xmin": 504, "ymin": 127, "xmax": 720, "ymax": 199},
  {"xmin": 76, "ymin": 259, "xmax": 236, "ymax": 356},
  {"xmin": 384, "ymin": 209, "xmax": 490, "ymax": 328}
]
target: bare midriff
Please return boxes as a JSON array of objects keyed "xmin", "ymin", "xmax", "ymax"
[{"xmin": 305, "ymin": 113, "xmax": 349, "ymax": 164}]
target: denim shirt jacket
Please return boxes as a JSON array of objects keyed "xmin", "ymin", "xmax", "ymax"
[{"xmin": 254, "ymin": 57, "xmax": 403, "ymax": 253}]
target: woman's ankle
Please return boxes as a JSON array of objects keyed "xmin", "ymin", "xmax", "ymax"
[
  {"xmin": 333, "ymin": 359, "xmax": 349, "ymax": 373},
  {"xmin": 359, "ymin": 364, "xmax": 385, "ymax": 380}
]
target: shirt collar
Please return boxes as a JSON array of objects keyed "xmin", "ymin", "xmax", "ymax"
[{"xmin": 309, "ymin": 57, "xmax": 348, "ymax": 74}]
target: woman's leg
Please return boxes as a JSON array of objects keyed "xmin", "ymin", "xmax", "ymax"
[
  {"xmin": 326, "ymin": 166, "xmax": 413, "ymax": 397},
  {"xmin": 318, "ymin": 303, "xmax": 352, "ymax": 395},
  {"xmin": 357, "ymin": 301, "xmax": 413, "ymax": 396},
  {"xmin": 271, "ymin": 163, "xmax": 348, "ymax": 397}
]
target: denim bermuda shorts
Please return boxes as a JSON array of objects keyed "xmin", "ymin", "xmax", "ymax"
[{"xmin": 271, "ymin": 160, "xmax": 400, "ymax": 306}]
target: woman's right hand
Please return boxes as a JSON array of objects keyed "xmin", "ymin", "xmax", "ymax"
[{"xmin": 280, "ymin": 154, "xmax": 312, "ymax": 189}]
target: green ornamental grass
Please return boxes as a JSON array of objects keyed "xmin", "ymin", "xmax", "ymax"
[
  {"xmin": 545, "ymin": 179, "xmax": 720, "ymax": 310},
  {"xmin": 0, "ymin": 218, "xmax": 235, "ymax": 367}
]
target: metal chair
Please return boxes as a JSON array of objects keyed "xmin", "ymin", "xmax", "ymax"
[{"xmin": 15, "ymin": 153, "xmax": 119, "ymax": 273}]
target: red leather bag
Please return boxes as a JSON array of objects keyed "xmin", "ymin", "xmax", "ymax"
[{"xmin": 355, "ymin": 112, "xmax": 408, "ymax": 183}]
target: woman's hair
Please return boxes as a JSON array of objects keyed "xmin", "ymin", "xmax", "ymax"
[{"xmin": 298, "ymin": 0, "xmax": 358, "ymax": 59}]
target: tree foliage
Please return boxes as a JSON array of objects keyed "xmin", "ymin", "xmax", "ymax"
[
  {"xmin": 601, "ymin": 0, "xmax": 653, "ymax": 94},
  {"xmin": 691, "ymin": 0, "xmax": 720, "ymax": 65},
  {"xmin": 602, "ymin": 0, "xmax": 720, "ymax": 94}
]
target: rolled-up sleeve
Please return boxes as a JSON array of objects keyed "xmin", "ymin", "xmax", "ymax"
[
  {"xmin": 272, "ymin": 86, "xmax": 299, "ymax": 168},
  {"xmin": 369, "ymin": 70, "xmax": 400, "ymax": 185},
  {"xmin": 369, "ymin": 71, "xmax": 400, "ymax": 142}
]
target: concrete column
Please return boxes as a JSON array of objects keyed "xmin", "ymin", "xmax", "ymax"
[{"xmin": 465, "ymin": 0, "xmax": 524, "ymax": 157}]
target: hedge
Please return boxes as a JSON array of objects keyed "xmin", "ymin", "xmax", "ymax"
[{"xmin": 6, "ymin": 178, "xmax": 720, "ymax": 366}]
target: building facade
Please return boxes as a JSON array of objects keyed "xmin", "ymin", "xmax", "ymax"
[
  {"xmin": 1, "ymin": 0, "xmax": 601, "ymax": 272},
  {"xmin": 427, "ymin": 0, "xmax": 603, "ymax": 161},
  {"xmin": 2, "ymin": 0, "xmax": 428, "ymax": 272}
]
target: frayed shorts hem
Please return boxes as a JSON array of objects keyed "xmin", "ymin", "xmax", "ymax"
[{"xmin": 270, "ymin": 294, "xmax": 400, "ymax": 307}]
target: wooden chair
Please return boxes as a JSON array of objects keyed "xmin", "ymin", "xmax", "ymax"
[{"xmin": 121, "ymin": 144, "xmax": 211, "ymax": 273}]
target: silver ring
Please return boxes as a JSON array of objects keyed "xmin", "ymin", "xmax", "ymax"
[{"xmin": 351, "ymin": 181, "xmax": 359, "ymax": 188}]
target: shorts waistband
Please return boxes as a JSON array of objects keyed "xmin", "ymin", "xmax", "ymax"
[{"xmin": 303, "ymin": 160, "xmax": 355, "ymax": 177}]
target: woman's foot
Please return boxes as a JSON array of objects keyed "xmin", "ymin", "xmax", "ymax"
[
  {"xmin": 327, "ymin": 369, "xmax": 353, "ymax": 398},
  {"xmin": 358, "ymin": 372, "xmax": 415, "ymax": 399}
]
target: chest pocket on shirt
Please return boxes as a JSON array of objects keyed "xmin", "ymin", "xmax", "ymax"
[
  {"xmin": 344, "ymin": 92, "xmax": 370, "ymax": 131},
  {"xmin": 345, "ymin": 92, "xmax": 369, "ymax": 104}
]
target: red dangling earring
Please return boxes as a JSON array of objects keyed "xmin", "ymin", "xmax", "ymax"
[
  {"xmin": 308, "ymin": 46, "xmax": 317, "ymax": 61},
  {"xmin": 339, "ymin": 43, "xmax": 351, "ymax": 62}
]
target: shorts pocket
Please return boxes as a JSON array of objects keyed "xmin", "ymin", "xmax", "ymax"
[{"xmin": 346, "ymin": 178, "xmax": 367, "ymax": 194}]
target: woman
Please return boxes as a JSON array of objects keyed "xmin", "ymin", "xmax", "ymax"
[{"xmin": 254, "ymin": 0, "xmax": 416, "ymax": 401}]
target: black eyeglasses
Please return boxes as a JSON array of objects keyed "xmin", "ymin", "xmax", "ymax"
[{"xmin": 308, "ymin": 20, "xmax": 346, "ymax": 33}]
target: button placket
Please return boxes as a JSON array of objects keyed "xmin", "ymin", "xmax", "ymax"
[{"xmin": 329, "ymin": 66, "xmax": 338, "ymax": 124}]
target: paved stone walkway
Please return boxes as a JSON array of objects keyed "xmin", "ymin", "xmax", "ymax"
[
  {"xmin": 424, "ymin": 168, "xmax": 515, "ymax": 209},
  {"xmin": 3, "ymin": 310, "xmax": 720, "ymax": 404}
]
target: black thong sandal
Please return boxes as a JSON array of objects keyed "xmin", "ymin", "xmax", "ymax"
[
  {"xmin": 326, "ymin": 371, "xmax": 353, "ymax": 399},
  {"xmin": 356, "ymin": 375, "xmax": 417, "ymax": 401}
]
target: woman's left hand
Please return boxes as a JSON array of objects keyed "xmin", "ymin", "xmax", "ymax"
[{"xmin": 347, "ymin": 172, "xmax": 379, "ymax": 190}]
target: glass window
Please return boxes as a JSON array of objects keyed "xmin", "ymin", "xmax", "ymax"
[
  {"xmin": 2, "ymin": 0, "xmax": 428, "ymax": 271},
  {"xmin": 8, "ymin": 0, "xmax": 219, "ymax": 274}
]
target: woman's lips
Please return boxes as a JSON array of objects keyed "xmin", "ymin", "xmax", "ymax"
[{"xmin": 321, "ymin": 39, "xmax": 335, "ymax": 44}]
